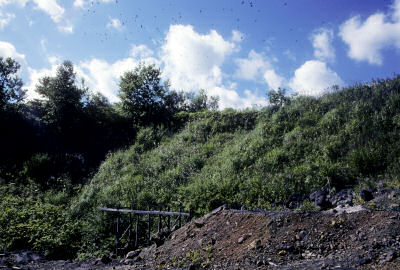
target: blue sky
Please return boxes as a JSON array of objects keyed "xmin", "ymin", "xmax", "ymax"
[{"xmin": 1, "ymin": 0, "xmax": 400, "ymax": 109}]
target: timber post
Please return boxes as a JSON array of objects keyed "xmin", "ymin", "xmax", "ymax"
[
  {"xmin": 147, "ymin": 205, "xmax": 151, "ymax": 245},
  {"xmin": 167, "ymin": 206, "xmax": 171, "ymax": 230}
]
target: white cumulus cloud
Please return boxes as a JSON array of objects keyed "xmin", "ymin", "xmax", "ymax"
[
  {"xmin": 161, "ymin": 24, "xmax": 266, "ymax": 109},
  {"xmin": 311, "ymin": 28, "xmax": 335, "ymax": 62},
  {"xmin": 0, "ymin": 0, "xmax": 73, "ymax": 33},
  {"xmin": 162, "ymin": 24, "xmax": 235, "ymax": 91},
  {"xmin": 289, "ymin": 60, "xmax": 343, "ymax": 96},
  {"xmin": 234, "ymin": 50, "xmax": 271, "ymax": 81},
  {"xmin": 26, "ymin": 63, "xmax": 58, "ymax": 100},
  {"xmin": 77, "ymin": 45, "xmax": 159, "ymax": 102},
  {"xmin": 231, "ymin": 30, "xmax": 244, "ymax": 42},
  {"xmin": 264, "ymin": 69, "xmax": 285, "ymax": 90},
  {"xmin": 32, "ymin": 0, "xmax": 64, "ymax": 23},
  {"xmin": 339, "ymin": 0, "xmax": 400, "ymax": 65},
  {"xmin": 130, "ymin": 44, "xmax": 154, "ymax": 59},
  {"xmin": 0, "ymin": 41, "xmax": 26, "ymax": 63}
]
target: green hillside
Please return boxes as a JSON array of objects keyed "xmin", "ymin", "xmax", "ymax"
[
  {"xmin": 2, "ymin": 57, "xmax": 400, "ymax": 259},
  {"xmin": 68, "ymin": 76, "xmax": 400, "ymax": 255}
]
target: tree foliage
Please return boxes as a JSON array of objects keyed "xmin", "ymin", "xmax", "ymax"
[
  {"xmin": 119, "ymin": 64, "xmax": 167, "ymax": 126},
  {"xmin": 268, "ymin": 88, "xmax": 291, "ymax": 107},
  {"xmin": 0, "ymin": 57, "xmax": 25, "ymax": 111},
  {"xmin": 35, "ymin": 60, "xmax": 86, "ymax": 129}
]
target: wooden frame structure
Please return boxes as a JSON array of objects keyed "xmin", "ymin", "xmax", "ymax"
[{"xmin": 99, "ymin": 206, "xmax": 192, "ymax": 256}]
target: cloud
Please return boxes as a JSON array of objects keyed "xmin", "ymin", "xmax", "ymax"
[
  {"xmin": 76, "ymin": 45, "xmax": 159, "ymax": 102},
  {"xmin": 107, "ymin": 17, "xmax": 122, "ymax": 31},
  {"xmin": 0, "ymin": 0, "xmax": 28, "ymax": 6},
  {"xmin": 339, "ymin": 0, "xmax": 400, "ymax": 65},
  {"xmin": 234, "ymin": 50, "xmax": 271, "ymax": 81},
  {"xmin": 4, "ymin": 40, "xmax": 159, "ymax": 102},
  {"xmin": 162, "ymin": 24, "xmax": 235, "ymax": 91},
  {"xmin": 208, "ymin": 87, "xmax": 267, "ymax": 109},
  {"xmin": 0, "ymin": 11, "xmax": 14, "ymax": 30},
  {"xmin": 231, "ymin": 30, "xmax": 244, "ymax": 42},
  {"xmin": 24, "ymin": 53, "xmax": 152, "ymax": 102},
  {"xmin": 73, "ymin": 0, "xmax": 113, "ymax": 9},
  {"xmin": 264, "ymin": 69, "xmax": 285, "ymax": 90},
  {"xmin": 32, "ymin": 0, "xmax": 64, "ymax": 23},
  {"xmin": 26, "ymin": 65, "xmax": 58, "ymax": 100},
  {"xmin": 283, "ymin": 49, "xmax": 296, "ymax": 61},
  {"xmin": 0, "ymin": 0, "xmax": 73, "ymax": 33},
  {"xmin": 311, "ymin": 28, "xmax": 335, "ymax": 62},
  {"xmin": 0, "ymin": 41, "xmax": 26, "ymax": 63},
  {"xmin": 58, "ymin": 24, "xmax": 73, "ymax": 33},
  {"xmin": 130, "ymin": 44, "xmax": 154, "ymax": 59},
  {"xmin": 161, "ymin": 24, "xmax": 266, "ymax": 109},
  {"xmin": 289, "ymin": 60, "xmax": 343, "ymax": 96},
  {"xmin": 73, "ymin": 0, "xmax": 85, "ymax": 8}
]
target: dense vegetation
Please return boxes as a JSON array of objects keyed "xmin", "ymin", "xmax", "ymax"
[{"xmin": 1, "ymin": 55, "xmax": 400, "ymax": 259}]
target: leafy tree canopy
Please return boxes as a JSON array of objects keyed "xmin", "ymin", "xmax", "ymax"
[
  {"xmin": 35, "ymin": 60, "xmax": 86, "ymax": 128},
  {"xmin": 118, "ymin": 63, "xmax": 167, "ymax": 126},
  {"xmin": 268, "ymin": 88, "xmax": 291, "ymax": 107},
  {"xmin": 0, "ymin": 57, "xmax": 25, "ymax": 111}
]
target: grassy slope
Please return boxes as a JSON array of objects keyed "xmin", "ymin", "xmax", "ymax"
[
  {"xmin": 4, "ymin": 76, "xmax": 400, "ymax": 259},
  {"xmin": 73, "ymin": 76, "xmax": 400, "ymax": 219}
]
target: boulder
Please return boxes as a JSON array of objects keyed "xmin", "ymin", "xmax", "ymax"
[
  {"xmin": 360, "ymin": 189, "xmax": 374, "ymax": 201},
  {"xmin": 330, "ymin": 189, "xmax": 354, "ymax": 207},
  {"xmin": 286, "ymin": 193, "xmax": 307, "ymax": 209},
  {"xmin": 309, "ymin": 189, "xmax": 332, "ymax": 209},
  {"xmin": 238, "ymin": 233, "xmax": 252, "ymax": 244},
  {"xmin": 100, "ymin": 254, "xmax": 112, "ymax": 264},
  {"xmin": 125, "ymin": 250, "xmax": 140, "ymax": 259},
  {"xmin": 248, "ymin": 239, "xmax": 262, "ymax": 250}
]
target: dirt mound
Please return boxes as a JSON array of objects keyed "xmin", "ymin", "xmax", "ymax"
[
  {"xmin": 5, "ymin": 187, "xmax": 400, "ymax": 269},
  {"xmin": 130, "ymin": 206, "xmax": 400, "ymax": 270},
  {"xmin": 5, "ymin": 207, "xmax": 400, "ymax": 270}
]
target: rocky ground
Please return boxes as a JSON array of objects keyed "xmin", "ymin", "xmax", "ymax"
[{"xmin": 2, "ymin": 185, "xmax": 400, "ymax": 270}]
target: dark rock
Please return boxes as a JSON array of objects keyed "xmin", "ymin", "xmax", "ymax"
[
  {"xmin": 295, "ymin": 230, "xmax": 307, "ymax": 241},
  {"xmin": 286, "ymin": 194, "xmax": 307, "ymax": 209},
  {"xmin": 271, "ymin": 201, "xmax": 284, "ymax": 208},
  {"xmin": 188, "ymin": 263, "xmax": 200, "ymax": 270},
  {"xmin": 277, "ymin": 242, "xmax": 294, "ymax": 252},
  {"xmin": 248, "ymin": 239, "xmax": 262, "ymax": 250},
  {"xmin": 358, "ymin": 257, "xmax": 371, "ymax": 265},
  {"xmin": 151, "ymin": 227, "xmax": 172, "ymax": 246},
  {"xmin": 330, "ymin": 189, "xmax": 354, "ymax": 207},
  {"xmin": 12, "ymin": 251, "xmax": 43, "ymax": 265},
  {"xmin": 101, "ymin": 254, "xmax": 112, "ymax": 264},
  {"xmin": 125, "ymin": 250, "xmax": 140, "ymax": 259},
  {"xmin": 310, "ymin": 189, "xmax": 332, "ymax": 209},
  {"xmin": 382, "ymin": 250, "xmax": 396, "ymax": 263},
  {"xmin": 194, "ymin": 219, "xmax": 205, "ymax": 228},
  {"xmin": 238, "ymin": 233, "xmax": 251, "ymax": 244},
  {"xmin": 360, "ymin": 189, "xmax": 374, "ymax": 201}
]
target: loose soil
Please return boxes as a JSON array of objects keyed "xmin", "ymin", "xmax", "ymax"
[{"xmin": 3, "ymin": 188, "xmax": 400, "ymax": 269}]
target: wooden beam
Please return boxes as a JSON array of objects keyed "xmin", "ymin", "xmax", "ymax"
[{"xmin": 99, "ymin": 207, "xmax": 190, "ymax": 217}]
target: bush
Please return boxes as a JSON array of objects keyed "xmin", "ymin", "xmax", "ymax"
[{"xmin": 0, "ymin": 185, "xmax": 82, "ymax": 259}]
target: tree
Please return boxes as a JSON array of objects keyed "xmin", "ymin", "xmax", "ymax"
[
  {"xmin": 268, "ymin": 88, "xmax": 291, "ymax": 107},
  {"xmin": 0, "ymin": 57, "xmax": 25, "ymax": 111},
  {"xmin": 118, "ymin": 63, "xmax": 167, "ymax": 126},
  {"xmin": 188, "ymin": 89, "xmax": 219, "ymax": 112},
  {"xmin": 35, "ymin": 60, "xmax": 86, "ymax": 128}
]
